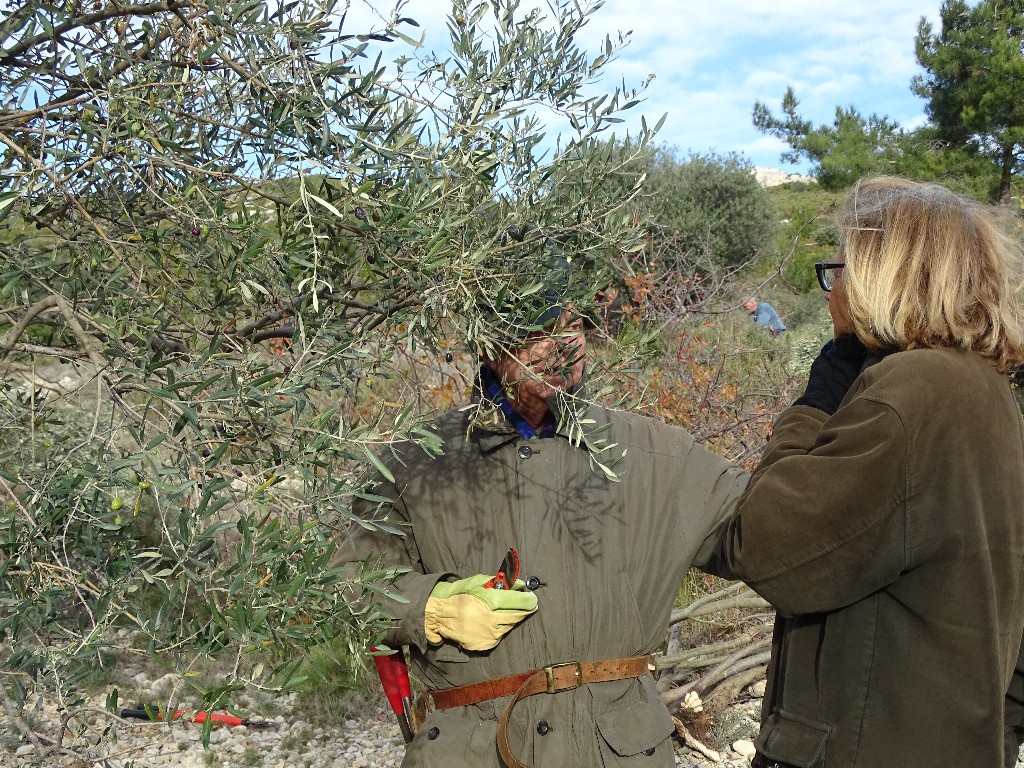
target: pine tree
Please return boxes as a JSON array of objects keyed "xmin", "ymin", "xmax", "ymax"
[{"xmin": 913, "ymin": 0, "xmax": 1024, "ymax": 203}]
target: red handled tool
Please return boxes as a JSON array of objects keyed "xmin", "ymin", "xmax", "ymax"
[
  {"xmin": 371, "ymin": 646, "xmax": 415, "ymax": 743},
  {"xmin": 483, "ymin": 547, "xmax": 519, "ymax": 590},
  {"xmin": 120, "ymin": 708, "xmax": 278, "ymax": 728},
  {"xmin": 370, "ymin": 547, "xmax": 520, "ymax": 745}
]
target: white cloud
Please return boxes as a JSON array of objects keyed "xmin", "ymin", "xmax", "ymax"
[{"xmin": 339, "ymin": 0, "xmax": 942, "ymax": 171}]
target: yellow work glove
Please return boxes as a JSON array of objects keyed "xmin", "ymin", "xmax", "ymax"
[{"xmin": 424, "ymin": 574, "xmax": 538, "ymax": 651}]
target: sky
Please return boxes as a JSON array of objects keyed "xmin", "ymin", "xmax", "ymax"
[{"xmin": 343, "ymin": 0, "xmax": 944, "ymax": 174}]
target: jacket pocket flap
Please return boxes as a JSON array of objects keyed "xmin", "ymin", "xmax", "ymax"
[
  {"xmin": 596, "ymin": 697, "xmax": 674, "ymax": 757},
  {"xmin": 431, "ymin": 644, "xmax": 471, "ymax": 663},
  {"xmin": 758, "ymin": 709, "xmax": 831, "ymax": 767}
]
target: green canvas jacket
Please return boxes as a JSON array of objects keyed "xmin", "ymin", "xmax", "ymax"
[
  {"xmin": 699, "ymin": 348, "xmax": 1024, "ymax": 768},
  {"xmin": 336, "ymin": 392, "xmax": 748, "ymax": 767}
]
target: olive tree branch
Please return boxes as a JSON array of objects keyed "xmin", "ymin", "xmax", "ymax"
[
  {"xmin": 0, "ymin": 295, "xmax": 61, "ymax": 353},
  {"xmin": 0, "ymin": 0, "xmax": 189, "ymax": 65},
  {"xmin": 0, "ymin": 132, "xmax": 127, "ymax": 260},
  {"xmin": 0, "ymin": 682, "xmax": 52, "ymax": 756}
]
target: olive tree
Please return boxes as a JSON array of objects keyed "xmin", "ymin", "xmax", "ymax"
[{"xmin": 0, "ymin": 0, "xmax": 654, "ymax": 756}]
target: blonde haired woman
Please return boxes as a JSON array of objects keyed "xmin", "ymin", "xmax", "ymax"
[{"xmin": 698, "ymin": 176, "xmax": 1024, "ymax": 768}]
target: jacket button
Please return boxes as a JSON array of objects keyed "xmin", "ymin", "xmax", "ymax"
[
  {"xmin": 427, "ymin": 726, "xmax": 440, "ymax": 740},
  {"xmin": 643, "ymin": 746, "xmax": 655, "ymax": 756},
  {"xmin": 536, "ymin": 720, "xmax": 550, "ymax": 736},
  {"xmin": 517, "ymin": 445, "xmax": 533, "ymax": 459},
  {"xmin": 525, "ymin": 576, "xmax": 541, "ymax": 591}
]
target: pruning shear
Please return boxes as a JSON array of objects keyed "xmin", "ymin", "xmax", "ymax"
[
  {"xmin": 120, "ymin": 707, "xmax": 279, "ymax": 729},
  {"xmin": 371, "ymin": 647, "xmax": 415, "ymax": 743},
  {"xmin": 483, "ymin": 547, "xmax": 519, "ymax": 590},
  {"xmin": 370, "ymin": 547, "xmax": 521, "ymax": 747}
]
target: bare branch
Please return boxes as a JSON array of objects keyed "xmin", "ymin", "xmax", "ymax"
[
  {"xmin": 673, "ymin": 717, "xmax": 723, "ymax": 764},
  {"xmin": 0, "ymin": 682, "xmax": 52, "ymax": 756},
  {"xmin": 0, "ymin": 295, "xmax": 61, "ymax": 353},
  {"xmin": 656, "ymin": 621, "xmax": 773, "ymax": 671},
  {"xmin": 669, "ymin": 586, "xmax": 770, "ymax": 626},
  {"xmin": 661, "ymin": 639, "xmax": 773, "ymax": 707}
]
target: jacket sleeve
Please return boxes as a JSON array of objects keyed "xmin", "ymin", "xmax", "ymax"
[
  {"xmin": 683, "ymin": 442, "xmax": 751, "ymax": 573},
  {"xmin": 696, "ymin": 397, "xmax": 909, "ymax": 616},
  {"xmin": 331, "ymin": 464, "xmax": 453, "ymax": 653}
]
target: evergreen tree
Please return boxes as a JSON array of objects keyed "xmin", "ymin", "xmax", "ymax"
[
  {"xmin": 913, "ymin": 0, "xmax": 1024, "ymax": 202},
  {"xmin": 752, "ymin": 87, "xmax": 903, "ymax": 191},
  {"xmin": 752, "ymin": 88, "xmax": 1001, "ymax": 199}
]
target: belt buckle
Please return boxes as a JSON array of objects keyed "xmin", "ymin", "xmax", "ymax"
[{"xmin": 543, "ymin": 661, "xmax": 583, "ymax": 694}]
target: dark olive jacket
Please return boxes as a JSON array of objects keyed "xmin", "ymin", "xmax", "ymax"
[
  {"xmin": 336, "ymin": 393, "xmax": 748, "ymax": 768},
  {"xmin": 699, "ymin": 348, "xmax": 1024, "ymax": 768}
]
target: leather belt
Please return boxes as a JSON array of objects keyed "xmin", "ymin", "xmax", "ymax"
[{"xmin": 422, "ymin": 655, "xmax": 654, "ymax": 768}]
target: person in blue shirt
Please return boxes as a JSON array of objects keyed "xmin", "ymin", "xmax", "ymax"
[{"xmin": 744, "ymin": 296, "xmax": 786, "ymax": 335}]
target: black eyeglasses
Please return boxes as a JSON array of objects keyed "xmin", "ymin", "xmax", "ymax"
[{"xmin": 815, "ymin": 262, "xmax": 845, "ymax": 292}]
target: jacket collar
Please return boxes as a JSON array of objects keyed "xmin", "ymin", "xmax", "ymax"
[{"xmin": 466, "ymin": 369, "xmax": 598, "ymax": 454}]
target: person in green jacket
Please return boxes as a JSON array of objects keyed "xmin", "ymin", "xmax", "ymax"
[
  {"xmin": 334, "ymin": 278, "xmax": 748, "ymax": 767},
  {"xmin": 698, "ymin": 176, "xmax": 1024, "ymax": 768}
]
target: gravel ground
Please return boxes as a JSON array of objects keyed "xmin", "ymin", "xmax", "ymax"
[
  {"xmin": 1, "ymin": 671, "xmax": 761, "ymax": 768},
  {"xmin": 4, "ymin": 675, "xmax": 1021, "ymax": 768},
  {"xmin": 3, "ymin": 711, "xmax": 757, "ymax": 768}
]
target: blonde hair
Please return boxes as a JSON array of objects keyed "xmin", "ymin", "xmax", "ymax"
[{"xmin": 838, "ymin": 176, "xmax": 1024, "ymax": 371}]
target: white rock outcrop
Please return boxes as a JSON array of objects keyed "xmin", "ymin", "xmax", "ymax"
[{"xmin": 752, "ymin": 167, "xmax": 814, "ymax": 187}]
